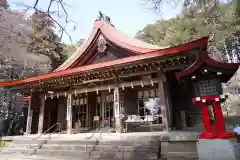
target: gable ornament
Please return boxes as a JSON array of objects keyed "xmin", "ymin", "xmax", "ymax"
[{"xmin": 97, "ymin": 35, "xmax": 107, "ymax": 53}]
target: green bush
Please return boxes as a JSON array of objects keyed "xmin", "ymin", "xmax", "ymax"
[{"xmin": 0, "ymin": 140, "xmax": 8, "ymax": 147}]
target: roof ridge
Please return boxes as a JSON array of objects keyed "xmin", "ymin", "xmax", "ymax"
[{"xmin": 99, "ymin": 20, "xmax": 163, "ymax": 50}]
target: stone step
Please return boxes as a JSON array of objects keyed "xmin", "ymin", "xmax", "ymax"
[
  {"xmin": 7, "ymin": 143, "xmax": 29, "ymax": 148},
  {"xmin": 0, "ymin": 153, "xmax": 158, "ymax": 160},
  {"xmin": 36, "ymin": 149, "xmax": 90, "ymax": 157},
  {"xmin": 40, "ymin": 144, "xmax": 87, "ymax": 150},
  {"xmin": 161, "ymin": 152, "xmax": 199, "ymax": 160},
  {"xmin": 41, "ymin": 143, "xmax": 158, "ymax": 152},
  {"xmin": 5, "ymin": 134, "xmax": 162, "ymax": 141},
  {"xmin": 90, "ymin": 151, "xmax": 158, "ymax": 160},
  {"xmin": 1, "ymin": 132, "xmax": 167, "ymax": 141},
  {"xmin": 0, "ymin": 153, "xmax": 198, "ymax": 160},
  {"xmin": 7, "ymin": 143, "xmax": 41, "ymax": 149},
  {"xmin": 36, "ymin": 149, "xmax": 158, "ymax": 160},
  {"xmin": 0, "ymin": 146, "xmax": 196, "ymax": 160},
  {"xmin": 45, "ymin": 139, "xmax": 159, "ymax": 146},
  {"xmin": 1, "ymin": 147, "xmax": 36, "ymax": 155},
  {"xmin": 0, "ymin": 154, "xmax": 87, "ymax": 160},
  {"xmin": 11, "ymin": 139, "xmax": 44, "ymax": 145}
]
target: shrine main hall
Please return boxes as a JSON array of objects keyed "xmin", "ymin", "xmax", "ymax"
[{"xmin": 0, "ymin": 19, "xmax": 239, "ymax": 135}]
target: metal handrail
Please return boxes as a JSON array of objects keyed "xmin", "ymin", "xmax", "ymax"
[
  {"xmin": 85, "ymin": 130, "xmax": 104, "ymax": 159},
  {"xmin": 84, "ymin": 121, "xmax": 107, "ymax": 153},
  {"xmin": 85, "ymin": 130, "xmax": 103, "ymax": 151},
  {"xmin": 87, "ymin": 129, "xmax": 98, "ymax": 140},
  {"xmin": 29, "ymin": 122, "xmax": 61, "ymax": 148},
  {"xmin": 86, "ymin": 120, "xmax": 105, "ymax": 139}
]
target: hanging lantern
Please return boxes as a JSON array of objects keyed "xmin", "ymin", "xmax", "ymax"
[
  {"xmin": 65, "ymin": 92, "xmax": 67, "ymax": 97},
  {"xmin": 141, "ymin": 81, "xmax": 144, "ymax": 87},
  {"xmin": 57, "ymin": 93, "xmax": 59, "ymax": 98},
  {"xmin": 96, "ymin": 88, "xmax": 99, "ymax": 95},
  {"xmin": 122, "ymin": 84, "xmax": 124, "ymax": 90},
  {"xmin": 75, "ymin": 90, "xmax": 77, "ymax": 96},
  {"xmin": 51, "ymin": 94, "xmax": 53, "ymax": 99},
  {"xmin": 44, "ymin": 94, "xmax": 47, "ymax": 100},
  {"xmin": 108, "ymin": 85, "xmax": 111, "ymax": 93},
  {"xmin": 85, "ymin": 90, "xmax": 88, "ymax": 95},
  {"xmin": 131, "ymin": 82, "xmax": 134, "ymax": 89},
  {"xmin": 151, "ymin": 79, "xmax": 154, "ymax": 86}
]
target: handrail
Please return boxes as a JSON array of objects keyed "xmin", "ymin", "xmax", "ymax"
[
  {"xmin": 87, "ymin": 128, "xmax": 99, "ymax": 140},
  {"xmin": 85, "ymin": 130, "xmax": 103, "ymax": 151},
  {"xmin": 87, "ymin": 120, "xmax": 105, "ymax": 139},
  {"xmin": 84, "ymin": 121, "xmax": 106, "ymax": 153},
  {"xmin": 85, "ymin": 130, "xmax": 104, "ymax": 159},
  {"xmin": 29, "ymin": 122, "xmax": 61, "ymax": 149}
]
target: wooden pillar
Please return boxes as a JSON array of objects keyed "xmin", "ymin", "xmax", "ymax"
[
  {"xmin": 114, "ymin": 87, "xmax": 122, "ymax": 133},
  {"xmin": 66, "ymin": 93, "xmax": 72, "ymax": 134},
  {"xmin": 38, "ymin": 94, "xmax": 45, "ymax": 134},
  {"xmin": 26, "ymin": 92, "xmax": 32, "ymax": 135},
  {"xmin": 100, "ymin": 91, "xmax": 106, "ymax": 121},
  {"xmin": 158, "ymin": 73, "xmax": 170, "ymax": 131}
]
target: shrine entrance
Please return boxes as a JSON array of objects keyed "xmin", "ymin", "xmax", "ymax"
[
  {"xmin": 103, "ymin": 93, "xmax": 114, "ymax": 128},
  {"xmin": 72, "ymin": 96, "xmax": 88, "ymax": 131},
  {"xmin": 43, "ymin": 98, "xmax": 58, "ymax": 133}
]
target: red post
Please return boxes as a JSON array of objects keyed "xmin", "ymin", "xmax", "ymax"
[
  {"xmin": 213, "ymin": 101, "xmax": 225, "ymax": 133},
  {"xmin": 201, "ymin": 103, "xmax": 212, "ymax": 133},
  {"xmin": 193, "ymin": 95, "xmax": 235, "ymax": 139}
]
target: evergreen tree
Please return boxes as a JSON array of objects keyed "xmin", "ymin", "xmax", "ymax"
[{"xmin": 136, "ymin": 3, "xmax": 239, "ymax": 61}]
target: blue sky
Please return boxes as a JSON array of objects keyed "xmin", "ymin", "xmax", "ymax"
[{"xmin": 9, "ymin": 0, "xmax": 183, "ymax": 44}]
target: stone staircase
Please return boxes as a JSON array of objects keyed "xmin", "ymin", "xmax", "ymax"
[
  {"xmin": 0, "ymin": 132, "xmax": 200, "ymax": 160},
  {"xmin": 0, "ymin": 133, "xmax": 161, "ymax": 160}
]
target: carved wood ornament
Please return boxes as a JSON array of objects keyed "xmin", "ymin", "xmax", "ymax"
[{"xmin": 97, "ymin": 35, "xmax": 107, "ymax": 53}]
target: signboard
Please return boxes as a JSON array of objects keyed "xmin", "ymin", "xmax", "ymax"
[
  {"xmin": 66, "ymin": 106, "xmax": 72, "ymax": 120},
  {"xmin": 114, "ymin": 90, "xmax": 119, "ymax": 103},
  {"xmin": 115, "ymin": 104, "xmax": 120, "ymax": 118},
  {"xmin": 93, "ymin": 116, "xmax": 100, "ymax": 121},
  {"xmin": 114, "ymin": 87, "xmax": 120, "ymax": 118},
  {"xmin": 67, "ymin": 94, "xmax": 72, "ymax": 106},
  {"xmin": 66, "ymin": 94, "xmax": 72, "ymax": 121}
]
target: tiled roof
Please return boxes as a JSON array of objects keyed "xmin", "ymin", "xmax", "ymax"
[
  {"xmin": 0, "ymin": 36, "xmax": 209, "ymax": 87},
  {"xmin": 55, "ymin": 20, "xmax": 166, "ymax": 72}
]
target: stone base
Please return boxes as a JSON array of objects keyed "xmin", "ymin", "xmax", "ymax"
[
  {"xmin": 115, "ymin": 118, "xmax": 122, "ymax": 133},
  {"xmin": 197, "ymin": 139, "xmax": 240, "ymax": 160}
]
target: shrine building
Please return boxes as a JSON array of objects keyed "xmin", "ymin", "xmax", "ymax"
[{"xmin": 0, "ymin": 19, "xmax": 239, "ymax": 135}]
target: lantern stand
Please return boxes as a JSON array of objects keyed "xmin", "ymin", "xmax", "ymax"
[{"xmin": 193, "ymin": 95, "xmax": 240, "ymax": 160}]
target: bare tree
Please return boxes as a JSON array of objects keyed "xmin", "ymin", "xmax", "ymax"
[
  {"xmin": 0, "ymin": 9, "xmax": 28, "ymax": 53},
  {"xmin": 0, "ymin": 56, "xmax": 40, "ymax": 136},
  {"xmin": 20, "ymin": 0, "xmax": 76, "ymax": 41},
  {"xmin": 0, "ymin": 0, "xmax": 76, "ymax": 46},
  {"xmin": 0, "ymin": 0, "xmax": 75, "ymax": 135},
  {"xmin": 0, "ymin": 0, "xmax": 76, "ymax": 72}
]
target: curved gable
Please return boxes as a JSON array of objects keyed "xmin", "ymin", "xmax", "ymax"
[{"xmin": 54, "ymin": 20, "xmax": 162, "ymax": 72}]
